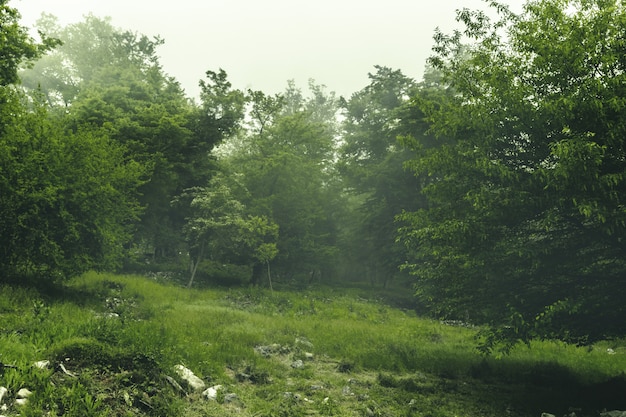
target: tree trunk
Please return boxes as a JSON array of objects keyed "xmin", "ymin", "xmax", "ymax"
[
  {"xmin": 266, "ymin": 260, "xmax": 273, "ymax": 293},
  {"xmin": 187, "ymin": 242, "xmax": 205, "ymax": 289}
]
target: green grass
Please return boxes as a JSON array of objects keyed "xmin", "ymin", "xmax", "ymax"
[{"xmin": 1, "ymin": 271, "xmax": 626, "ymax": 416}]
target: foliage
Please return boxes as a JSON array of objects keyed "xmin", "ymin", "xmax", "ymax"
[
  {"xmin": 179, "ymin": 174, "xmax": 279, "ymax": 288},
  {"xmin": 399, "ymin": 0, "xmax": 626, "ymax": 351},
  {"xmin": 19, "ymin": 13, "xmax": 162, "ymax": 106},
  {"xmin": 0, "ymin": 0, "xmax": 59, "ymax": 87},
  {"xmin": 20, "ymin": 15, "xmax": 244, "ymax": 263},
  {"xmin": 3, "ymin": 273, "xmax": 626, "ymax": 417},
  {"xmin": 218, "ymin": 82, "xmax": 344, "ymax": 283},
  {"xmin": 337, "ymin": 66, "xmax": 429, "ymax": 287},
  {"xmin": 0, "ymin": 90, "xmax": 143, "ymax": 280}
]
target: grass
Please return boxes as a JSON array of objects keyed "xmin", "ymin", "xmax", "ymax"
[{"xmin": 1, "ymin": 272, "xmax": 626, "ymax": 416}]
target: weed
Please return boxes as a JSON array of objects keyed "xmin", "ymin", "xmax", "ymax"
[{"xmin": 3, "ymin": 273, "xmax": 626, "ymax": 416}]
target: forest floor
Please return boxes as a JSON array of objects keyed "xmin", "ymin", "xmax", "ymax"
[{"xmin": 1, "ymin": 272, "xmax": 626, "ymax": 417}]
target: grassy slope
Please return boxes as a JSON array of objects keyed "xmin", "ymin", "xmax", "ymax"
[{"xmin": 1, "ymin": 272, "xmax": 626, "ymax": 417}]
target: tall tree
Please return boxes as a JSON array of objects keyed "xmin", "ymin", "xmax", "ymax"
[
  {"xmin": 180, "ymin": 174, "xmax": 278, "ymax": 288},
  {"xmin": 20, "ymin": 14, "xmax": 161, "ymax": 107},
  {"xmin": 338, "ymin": 66, "xmax": 426, "ymax": 287},
  {"xmin": 1, "ymin": 91, "xmax": 143, "ymax": 280},
  {"xmin": 0, "ymin": 1, "xmax": 58, "ymax": 87},
  {"xmin": 219, "ymin": 83, "xmax": 343, "ymax": 284},
  {"xmin": 399, "ymin": 0, "xmax": 626, "ymax": 351},
  {"xmin": 22, "ymin": 15, "xmax": 245, "ymax": 261}
]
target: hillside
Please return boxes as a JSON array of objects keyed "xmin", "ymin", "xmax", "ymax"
[{"xmin": 1, "ymin": 273, "xmax": 626, "ymax": 417}]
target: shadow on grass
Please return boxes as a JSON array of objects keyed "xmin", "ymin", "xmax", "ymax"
[
  {"xmin": 467, "ymin": 358, "xmax": 626, "ymax": 416},
  {"xmin": 1, "ymin": 273, "xmax": 118, "ymax": 309}
]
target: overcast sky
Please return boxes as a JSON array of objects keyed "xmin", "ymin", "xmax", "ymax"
[{"xmin": 11, "ymin": 0, "xmax": 526, "ymax": 99}]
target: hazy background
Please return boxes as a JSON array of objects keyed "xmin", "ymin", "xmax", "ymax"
[{"xmin": 12, "ymin": 0, "xmax": 526, "ymax": 98}]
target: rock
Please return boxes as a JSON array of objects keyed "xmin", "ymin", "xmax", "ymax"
[
  {"xmin": 540, "ymin": 413, "xmax": 556, "ymax": 417},
  {"xmin": 174, "ymin": 365, "xmax": 206, "ymax": 392},
  {"xmin": 291, "ymin": 360, "xmax": 304, "ymax": 369},
  {"xmin": 295, "ymin": 337, "xmax": 314, "ymax": 349},
  {"xmin": 255, "ymin": 344, "xmax": 289, "ymax": 357},
  {"xmin": 283, "ymin": 392, "xmax": 302, "ymax": 401},
  {"xmin": 33, "ymin": 360, "xmax": 50, "ymax": 369},
  {"xmin": 224, "ymin": 393, "xmax": 240, "ymax": 404},
  {"xmin": 202, "ymin": 385, "xmax": 223, "ymax": 401},
  {"xmin": 96, "ymin": 312, "xmax": 120, "ymax": 319},
  {"xmin": 16, "ymin": 388, "xmax": 32, "ymax": 398},
  {"xmin": 600, "ymin": 411, "xmax": 626, "ymax": 417},
  {"xmin": 0, "ymin": 386, "xmax": 7, "ymax": 403},
  {"xmin": 14, "ymin": 398, "xmax": 28, "ymax": 406},
  {"xmin": 304, "ymin": 352, "xmax": 314, "ymax": 360},
  {"xmin": 607, "ymin": 348, "xmax": 616, "ymax": 355}
]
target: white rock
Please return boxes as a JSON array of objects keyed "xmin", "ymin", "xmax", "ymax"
[
  {"xmin": 202, "ymin": 385, "xmax": 223, "ymax": 401},
  {"xmin": 15, "ymin": 398, "xmax": 28, "ymax": 406},
  {"xmin": 33, "ymin": 360, "xmax": 50, "ymax": 369},
  {"xmin": 174, "ymin": 365, "xmax": 206, "ymax": 392},
  {"xmin": 0, "ymin": 386, "xmax": 7, "ymax": 403},
  {"xmin": 17, "ymin": 388, "xmax": 32, "ymax": 398}
]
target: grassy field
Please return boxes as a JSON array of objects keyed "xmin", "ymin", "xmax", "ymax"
[{"xmin": 1, "ymin": 272, "xmax": 626, "ymax": 416}]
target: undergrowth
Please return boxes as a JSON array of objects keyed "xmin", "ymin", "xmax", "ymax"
[{"xmin": 1, "ymin": 271, "xmax": 626, "ymax": 416}]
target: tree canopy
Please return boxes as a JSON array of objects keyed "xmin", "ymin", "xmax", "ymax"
[
  {"xmin": 0, "ymin": 4, "xmax": 142, "ymax": 279},
  {"xmin": 399, "ymin": 0, "xmax": 626, "ymax": 351},
  {"xmin": 5, "ymin": 0, "xmax": 626, "ymax": 351}
]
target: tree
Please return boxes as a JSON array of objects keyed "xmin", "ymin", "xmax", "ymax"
[
  {"xmin": 218, "ymin": 82, "xmax": 343, "ymax": 284},
  {"xmin": 0, "ymin": 91, "xmax": 143, "ymax": 279},
  {"xmin": 22, "ymin": 15, "xmax": 247, "ymax": 261},
  {"xmin": 1, "ymin": 3, "xmax": 142, "ymax": 280},
  {"xmin": 20, "ymin": 13, "xmax": 161, "ymax": 107},
  {"xmin": 337, "ymin": 66, "xmax": 427, "ymax": 288},
  {"xmin": 180, "ymin": 174, "xmax": 278, "ymax": 288},
  {"xmin": 399, "ymin": 0, "xmax": 626, "ymax": 351},
  {"xmin": 0, "ymin": 1, "xmax": 59, "ymax": 87}
]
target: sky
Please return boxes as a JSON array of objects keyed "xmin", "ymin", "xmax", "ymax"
[{"xmin": 11, "ymin": 0, "xmax": 526, "ymax": 99}]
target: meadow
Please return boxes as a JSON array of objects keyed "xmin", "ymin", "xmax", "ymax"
[{"xmin": 1, "ymin": 272, "xmax": 626, "ymax": 416}]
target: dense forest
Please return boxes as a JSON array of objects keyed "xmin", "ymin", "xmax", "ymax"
[{"xmin": 2, "ymin": 0, "xmax": 626, "ymax": 353}]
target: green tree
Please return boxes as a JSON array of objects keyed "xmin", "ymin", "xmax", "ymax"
[
  {"xmin": 338, "ymin": 66, "xmax": 428, "ymax": 288},
  {"xmin": 0, "ymin": 1, "xmax": 58, "ymax": 87},
  {"xmin": 0, "ymin": 91, "xmax": 143, "ymax": 279},
  {"xmin": 20, "ymin": 13, "xmax": 161, "ymax": 106},
  {"xmin": 23, "ymin": 15, "xmax": 246, "ymax": 262},
  {"xmin": 219, "ymin": 82, "xmax": 343, "ymax": 285},
  {"xmin": 399, "ymin": 0, "xmax": 626, "ymax": 351},
  {"xmin": 180, "ymin": 174, "xmax": 278, "ymax": 288},
  {"xmin": 1, "ymin": 3, "xmax": 142, "ymax": 279}
]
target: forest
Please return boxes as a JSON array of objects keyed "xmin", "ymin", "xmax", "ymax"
[{"xmin": 2, "ymin": 0, "xmax": 626, "ymax": 356}]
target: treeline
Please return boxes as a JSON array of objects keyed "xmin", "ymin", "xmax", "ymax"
[{"xmin": 2, "ymin": 0, "xmax": 626, "ymax": 351}]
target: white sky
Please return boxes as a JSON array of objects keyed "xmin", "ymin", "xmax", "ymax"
[{"xmin": 11, "ymin": 0, "xmax": 526, "ymax": 99}]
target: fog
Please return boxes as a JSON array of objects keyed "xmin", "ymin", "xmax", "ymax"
[{"xmin": 12, "ymin": 0, "xmax": 525, "ymax": 98}]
